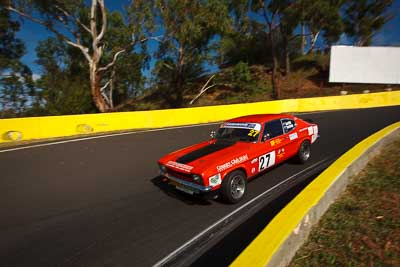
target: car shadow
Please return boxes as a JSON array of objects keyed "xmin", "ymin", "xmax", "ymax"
[
  {"xmin": 286, "ymin": 157, "xmax": 304, "ymax": 165},
  {"xmin": 151, "ymin": 176, "xmax": 213, "ymax": 206}
]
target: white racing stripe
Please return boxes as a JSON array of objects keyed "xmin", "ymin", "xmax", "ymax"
[
  {"xmin": 152, "ymin": 159, "xmax": 326, "ymax": 267},
  {"xmin": 0, "ymin": 122, "xmax": 221, "ymax": 153}
]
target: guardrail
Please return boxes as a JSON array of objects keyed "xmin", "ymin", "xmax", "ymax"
[
  {"xmin": 230, "ymin": 121, "xmax": 400, "ymax": 267},
  {"xmin": 1, "ymin": 91, "xmax": 399, "ymax": 143}
]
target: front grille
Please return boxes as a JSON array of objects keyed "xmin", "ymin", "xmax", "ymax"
[{"xmin": 166, "ymin": 168, "xmax": 193, "ymax": 182}]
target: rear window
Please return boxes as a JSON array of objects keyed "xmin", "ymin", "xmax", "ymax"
[{"xmin": 281, "ymin": 119, "xmax": 296, "ymax": 133}]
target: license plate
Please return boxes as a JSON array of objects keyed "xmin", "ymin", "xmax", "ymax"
[
  {"xmin": 176, "ymin": 185, "xmax": 194, "ymax": 195},
  {"xmin": 170, "ymin": 181, "xmax": 194, "ymax": 195}
]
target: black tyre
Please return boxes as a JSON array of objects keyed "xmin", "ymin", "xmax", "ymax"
[
  {"xmin": 296, "ymin": 140, "xmax": 311, "ymax": 163},
  {"xmin": 220, "ymin": 170, "xmax": 247, "ymax": 204}
]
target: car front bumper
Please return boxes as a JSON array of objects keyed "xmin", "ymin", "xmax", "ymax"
[
  {"xmin": 165, "ymin": 173, "xmax": 213, "ymax": 193},
  {"xmin": 162, "ymin": 173, "xmax": 219, "ymax": 200}
]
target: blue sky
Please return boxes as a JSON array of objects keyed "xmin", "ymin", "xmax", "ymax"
[{"xmin": 14, "ymin": 0, "xmax": 400, "ymax": 79}]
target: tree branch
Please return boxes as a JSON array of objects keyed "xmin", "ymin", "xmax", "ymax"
[
  {"xmin": 101, "ymin": 91, "xmax": 111, "ymax": 106},
  {"xmin": 100, "ymin": 80, "xmax": 110, "ymax": 92},
  {"xmin": 6, "ymin": 5, "xmax": 92, "ymax": 64},
  {"xmin": 98, "ymin": 49, "xmax": 126, "ymax": 72},
  {"xmin": 189, "ymin": 74, "xmax": 217, "ymax": 105},
  {"xmin": 98, "ymin": 35, "xmax": 161, "ymax": 73},
  {"xmin": 54, "ymin": 5, "xmax": 91, "ymax": 34},
  {"xmin": 96, "ymin": 0, "xmax": 107, "ymax": 43},
  {"xmin": 109, "ymin": 69, "xmax": 116, "ymax": 109},
  {"xmin": 90, "ymin": 0, "xmax": 98, "ymax": 51},
  {"xmin": 65, "ymin": 40, "xmax": 92, "ymax": 63},
  {"xmin": 289, "ymin": 32, "xmax": 313, "ymax": 41},
  {"xmin": 306, "ymin": 31, "xmax": 320, "ymax": 54}
]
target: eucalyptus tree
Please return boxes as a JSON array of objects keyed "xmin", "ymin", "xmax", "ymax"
[
  {"xmin": 279, "ymin": 0, "xmax": 343, "ymax": 74},
  {"xmin": 4, "ymin": 0, "xmax": 155, "ymax": 112},
  {"xmin": 301, "ymin": 0, "xmax": 344, "ymax": 54},
  {"xmin": 0, "ymin": 5, "xmax": 33, "ymax": 117},
  {"xmin": 34, "ymin": 37, "xmax": 96, "ymax": 115},
  {"xmin": 236, "ymin": 0, "xmax": 344, "ymax": 81},
  {"xmin": 151, "ymin": 0, "xmax": 230, "ymax": 108},
  {"xmin": 218, "ymin": 0, "xmax": 272, "ymax": 67},
  {"xmin": 249, "ymin": 0, "xmax": 294, "ymax": 98},
  {"xmin": 343, "ymin": 0, "xmax": 394, "ymax": 46}
]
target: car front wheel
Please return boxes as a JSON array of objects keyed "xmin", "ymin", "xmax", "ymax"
[
  {"xmin": 220, "ymin": 170, "xmax": 247, "ymax": 204},
  {"xmin": 296, "ymin": 140, "xmax": 311, "ymax": 163}
]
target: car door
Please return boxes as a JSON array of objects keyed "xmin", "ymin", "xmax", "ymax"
[{"xmin": 256, "ymin": 119, "xmax": 289, "ymax": 173}]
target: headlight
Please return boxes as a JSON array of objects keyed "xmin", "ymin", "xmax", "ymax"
[
  {"xmin": 159, "ymin": 164, "xmax": 167, "ymax": 175},
  {"xmin": 192, "ymin": 174, "xmax": 203, "ymax": 184},
  {"xmin": 208, "ymin": 173, "xmax": 222, "ymax": 187}
]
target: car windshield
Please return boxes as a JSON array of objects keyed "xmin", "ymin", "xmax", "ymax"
[{"xmin": 216, "ymin": 122, "xmax": 261, "ymax": 143}]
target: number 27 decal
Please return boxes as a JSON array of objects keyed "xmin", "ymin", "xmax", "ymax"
[{"xmin": 259, "ymin": 151, "xmax": 276, "ymax": 171}]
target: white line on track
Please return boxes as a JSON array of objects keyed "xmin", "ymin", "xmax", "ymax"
[
  {"xmin": 0, "ymin": 122, "xmax": 221, "ymax": 153},
  {"xmin": 152, "ymin": 159, "xmax": 326, "ymax": 267}
]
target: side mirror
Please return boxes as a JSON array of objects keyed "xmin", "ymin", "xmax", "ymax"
[
  {"xmin": 210, "ymin": 130, "xmax": 216, "ymax": 139},
  {"xmin": 262, "ymin": 133, "xmax": 270, "ymax": 142}
]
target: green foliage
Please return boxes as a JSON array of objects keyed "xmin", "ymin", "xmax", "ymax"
[
  {"xmin": 343, "ymin": 0, "xmax": 394, "ymax": 46},
  {"xmin": 232, "ymin": 61, "xmax": 251, "ymax": 83},
  {"xmin": 0, "ymin": 6, "xmax": 25, "ymax": 71},
  {"xmin": 0, "ymin": 5, "xmax": 34, "ymax": 117},
  {"xmin": 101, "ymin": 11, "xmax": 146, "ymax": 100},
  {"xmin": 0, "ymin": 0, "xmax": 396, "ymax": 115},
  {"xmin": 35, "ymin": 75, "xmax": 95, "ymax": 115},
  {"xmin": 1, "ymin": 72, "xmax": 32, "ymax": 116},
  {"xmin": 152, "ymin": 0, "xmax": 230, "ymax": 108},
  {"xmin": 218, "ymin": 23, "xmax": 272, "ymax": 67},
  {"xmin": 292, "ymin": 53, "xmax": 330, "ymax": 72},
  {"xmin": 213, "ymin": 63, "xmax": 268, "ymax": 103},
  {"xmin": 33, "ymin": 37, "xmax": 95, "ymax": 115},
  {"xmin": 300, "ymin": 0, "xmax": 344, "ymax": 44}
]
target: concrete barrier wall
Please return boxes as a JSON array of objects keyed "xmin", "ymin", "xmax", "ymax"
[
  {"xmin": 230, "ymin": 121, "xmax": 400, "ymax": 267},
  {"xmin": 1, "ymin": 91, "xmax": 399, "ymax": 143}
]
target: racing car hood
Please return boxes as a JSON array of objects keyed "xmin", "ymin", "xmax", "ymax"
[{"xmin": 159, "ymin": 139, "xmax": 252, "ymax": 176}]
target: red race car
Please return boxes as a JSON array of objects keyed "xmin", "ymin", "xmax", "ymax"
[{"xmin": 158, "ymin": 114, "xmax": 319, "ymax": 203}]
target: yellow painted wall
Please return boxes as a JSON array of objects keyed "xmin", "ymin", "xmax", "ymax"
[
  {"xmin": 230, "ymin": 121, "xmax": 400, "ymax": 267},
  {"xmin": 1, "ymin": 91, "xmax": 399, "ymax": 142}
]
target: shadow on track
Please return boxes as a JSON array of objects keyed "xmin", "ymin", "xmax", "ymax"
[
  {"xmin": 191, "ymin": 172, "xmax": 322, "ymax": 267},
  {"xmin": 151, "ymin": 176, "xmax": 213, "ymax": 206}
]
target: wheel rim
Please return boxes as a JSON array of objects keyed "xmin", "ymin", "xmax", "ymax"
[
  {"xmin": 301, "ymin": 143, "xmax": 311, "ymax": 160},
  {"xmin": 230, "ymin": 175, "xmax": 245, "ymax": 200}
]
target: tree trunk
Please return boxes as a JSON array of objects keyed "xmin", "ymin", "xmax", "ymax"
[
  {"xmin": 6, "ymin": 0, "xmax": 121, "ymax": 114},
  {"xmin": 283, "ymin": 36, "xmax": 290, "ymax": 76},
  {"xmin": 271, "ymin": 61, "xmax": 280, "ymax": 99},
  {"xmin": 301, "ymin": 23, "xmax": 306, "ymax": 55},
  {"xmin": 173, "ymin": 74, "xmax": 184, "ymax": 108},
  {"xmin": 90, "ymin": 65, "xmax": 109, "ymax": 112},
  {"xmin": 172, "ymin": 45, "xmax": 185, "ymax": 108},
  {"xmin": 269, "ymin": 32, "xmax": 280, "ymax": 99}
]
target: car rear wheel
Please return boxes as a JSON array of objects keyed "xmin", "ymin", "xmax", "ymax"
[
  {"xmin": 296, "ymin": 140, "xmax": 311, "ymax": 163},
  {"xmin": 220, "ymin": 170, "xmax": 246, "ymax": 204}
]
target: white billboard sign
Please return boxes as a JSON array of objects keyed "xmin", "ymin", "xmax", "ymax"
[{"xmin": 329, "ymin": 46, "xmax": 400, "ymax": 84}]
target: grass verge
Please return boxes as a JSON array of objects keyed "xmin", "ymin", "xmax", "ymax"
[{"xmin": 289, "ymin": 135, "xmax": 400, "ymax": 267}]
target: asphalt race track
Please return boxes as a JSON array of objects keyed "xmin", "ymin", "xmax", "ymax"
[{"xmin": 1, "ymin": 106, "xmax": 399, "ymax": 267}]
